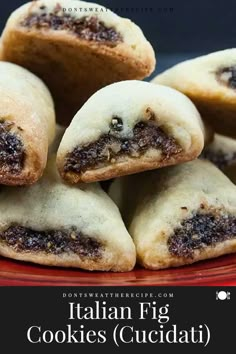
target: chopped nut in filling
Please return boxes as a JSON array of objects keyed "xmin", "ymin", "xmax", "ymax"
[
  {"xmin": 217, "ymin": 66, "xmax": 236, "ymax": 89},
  {"xmin": 168, "ymin": 212, "xmax": 236, "ymax": 258},
  {"xmin": 20, "ymin": 3, "xmax": 122, "ymax": 45},
  {"xmin": 64, "ymin": 121, "xmax": 182, "ymax": 173},
  {"xmin": 0, "ymin": 225, "xmax": 103, "ymax": 259},
  {"xmin": 0, "ymin": 121, "xmax": 25, "ymax": 173},
  {"xmin": 201, "ymin": 148, "xmax": 236, "ymax": 170}
]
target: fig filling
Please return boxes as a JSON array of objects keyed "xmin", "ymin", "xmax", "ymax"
[
  {"xmin": 0, "ymin": 226, "xmax": 103, "ymax": 258},
  {"xmin": 0, "ymin": 121, "xmax": 25, "ymax": 173},
  {"xmin": 64, "ymin": 121, "xmax": 182, "ymax": 174},
  {"xmin": 168, "ymin": 212, "xmax": 236, "ymax": 258},
  {"xmin": 201, "ymin": 148, "xmax": 236, "ymax": 170},
  {"xmin": 217, "ymin": 66, "xmax": 236, "ymax": 89},
  {"xmin": 21, "ymin": 4, "xmax": 122, "ymax": 45}
]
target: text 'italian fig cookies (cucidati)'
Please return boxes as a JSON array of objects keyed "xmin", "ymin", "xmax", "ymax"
[
  {"xmin": 152, "ymin": 49, "xmax": 236, "ymax": 138},
  {"xmin": 57, "ymin": 80, "xmax": 206, "ymax": 183},
  {"xmin": 109, "ymin": 159, "xmax": 236, "ymax": 270},
  {"xmin": 0, "ymin": 154, "xmax": 135, "ymax": 272},
  {"xmin": 0, "ymin": 61, "xmax": 55, "ymax": 185},
  {"xmin": 0, "ymin": 0, "xmax": 156, "ymax": 124}
]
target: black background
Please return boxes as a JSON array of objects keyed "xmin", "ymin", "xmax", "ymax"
[{"xmin": 0, "ymin": 287, "xmax": 234, "ymax": 352}]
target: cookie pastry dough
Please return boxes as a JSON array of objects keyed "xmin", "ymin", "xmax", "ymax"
[
  {"xmin": 0, "ymin": 155, "xmax": 135, "ymax": 272},
  {"xmin": 109, "ymin": 159, "xmax": 236, "ymax": 270},
  {"xmin": 152, "ymin": 49, "xmax": 236, "ymax": 137},
  {"xmin": 201, "ymin": 133, "xmax": 236, "ymax": 171},
  {"xmin": 57, "ymin": 80, "xmax": 205, "ymax": 183},
  {"xmin": 0, "ymin": 61, "xmax": 55, "ymax": 185},
  {"xmin": 1, "ymin": 0, "xmax": 155, "ymax": 125}
]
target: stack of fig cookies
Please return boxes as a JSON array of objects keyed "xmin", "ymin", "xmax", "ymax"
[{"xmin": 0, "ymin": 0, "xmax": 236, "ymax": 273}]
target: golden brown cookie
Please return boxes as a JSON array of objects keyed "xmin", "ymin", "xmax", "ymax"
[
  {"xmin": 152, "ymin": 49, "xmax": 236, "ymax": 137},
  {"xmin": 0, "ymin": 61, "xmax": 55, "ymax": 185},
  {"xmin": 57, "ymin": 80, "xmax": 206, "ymax": 183},
  {"xmin": 1, "ymin": 0, "xmax": 155, "ymax": 125},
  {"xmin": 109, "ymin": 159, "xmax": 236, "ymax": 270},
  {"xmin": 0, "ymin": 155, "xmax": 135, "ymax": 272}
]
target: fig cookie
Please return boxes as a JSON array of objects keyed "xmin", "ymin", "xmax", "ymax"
[
  {"xmin": 0, "ymin": 61, "xmax": 55, "ymax": 186},
  {"xmin": 0, "ymin": 156, "xmax": 135, "ymax": 272},
  {"xmin": 152, "ymin": 49, "xmax": 236, "ymax": 137},
  {"xmin": 201, "ymin": 134, "xmax": 236, "ymax": 171},
  {"xmin": 57, "ymin": 80, "xmax": 205, "ymax": 184},
  {"xmin": 109, "ymin": 159, "xmax": 236, "ymax": 270},
  {"xmin": 1, "ymin": 0, "xmax": 155, "ymax": 125}
]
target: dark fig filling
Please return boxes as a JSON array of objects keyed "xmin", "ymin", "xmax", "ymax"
[
  {"xmin": 201, "ymin": 148, "xmax": 236, "ymax": 170},
  {"xmin": 64, "ymin": 121, "xmax": 182, "ymax": 174},
  {"xmin": 0, "ymin": 226, "xmax": 103, "ymax": 259},
  {"xmin": 168, "ymin": 212, "xmax": 236, "ymax": 258},
  {"xmin": 20, "ymin": 3, "xmax": 122, "ymax": 45},
  {"xmin": 0, "ymin": 121, "xmax": 25, "ymax": 173},
  {"xmin": 217, "ymin": 66, "xmax": 236, "ymax": 89}
]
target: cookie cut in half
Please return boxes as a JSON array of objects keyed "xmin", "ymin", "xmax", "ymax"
[
  {"xmin": 109, "ymin": 159, "xmax": 236, "ymax": 270},
  {"xmin": 152, "ymin": 49, "xmax": 236, "ymax": 137},
  {"xmin": 0, "ymin": 61, "xmax": 55, "ymax": 185},
  {"xmin": 1, "ymin": 0, "xmax": 155, "ymax": 124},
  {"xmin": 57, "ymin": 80, "xmax": 205, "ymax": 183},
  {"xmin": 0, "ymin": 155, "xmax": 135, "ymax": 272}
]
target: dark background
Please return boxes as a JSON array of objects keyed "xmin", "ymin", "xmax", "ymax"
[
  {"xmin": 0, "ymin": 0, "xmax": 235, "ymax": 75},
  {"xmin": 0, "ymin": 287, "xmax": 235, "ymax": 352}
]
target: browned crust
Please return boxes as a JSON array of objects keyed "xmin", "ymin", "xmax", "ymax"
[
  {"xmin": 191, "ymin": 96, "xmax": 236, "ymax": 138},
  {"xmin": 57, "ymin": 148, "xmax": 200, "ymax": 184},
  {"xmin": 135, "ymin": 200, "xmax": 236, "ymax": 270},
  {"xmin": 0, "ymin": 242, "xmax": 135, "ymax": 272},
  {"xmin": 0, "ymin": 94, "xmax": 49, "ymax": 185},
  {"xmin": 138, "ymin": 238, "xmax": 236, "ymax": 270},
  {"xmin": 0, "ymin": 147, "xmax": 47, "ymax": 185},
  {"xmin": 165, "ymin": 82, "xmax": 236, "ymax": 139},
  {"xmin": 0, "ymin": 149, "xmax": 46, "ymax": 185},
  {"xmin": 1, "ymin": 28, "xmax": 155, "ymax": 125}
]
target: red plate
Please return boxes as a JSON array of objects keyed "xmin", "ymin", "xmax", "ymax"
[{"xmin": 1, "ymin": 254, "xmax": 236, "ymax": 286}]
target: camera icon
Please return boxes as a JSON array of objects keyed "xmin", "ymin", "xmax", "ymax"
[{"xmin": 216, "ymin": 290, "xmax": 230, "ymax": 300}]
